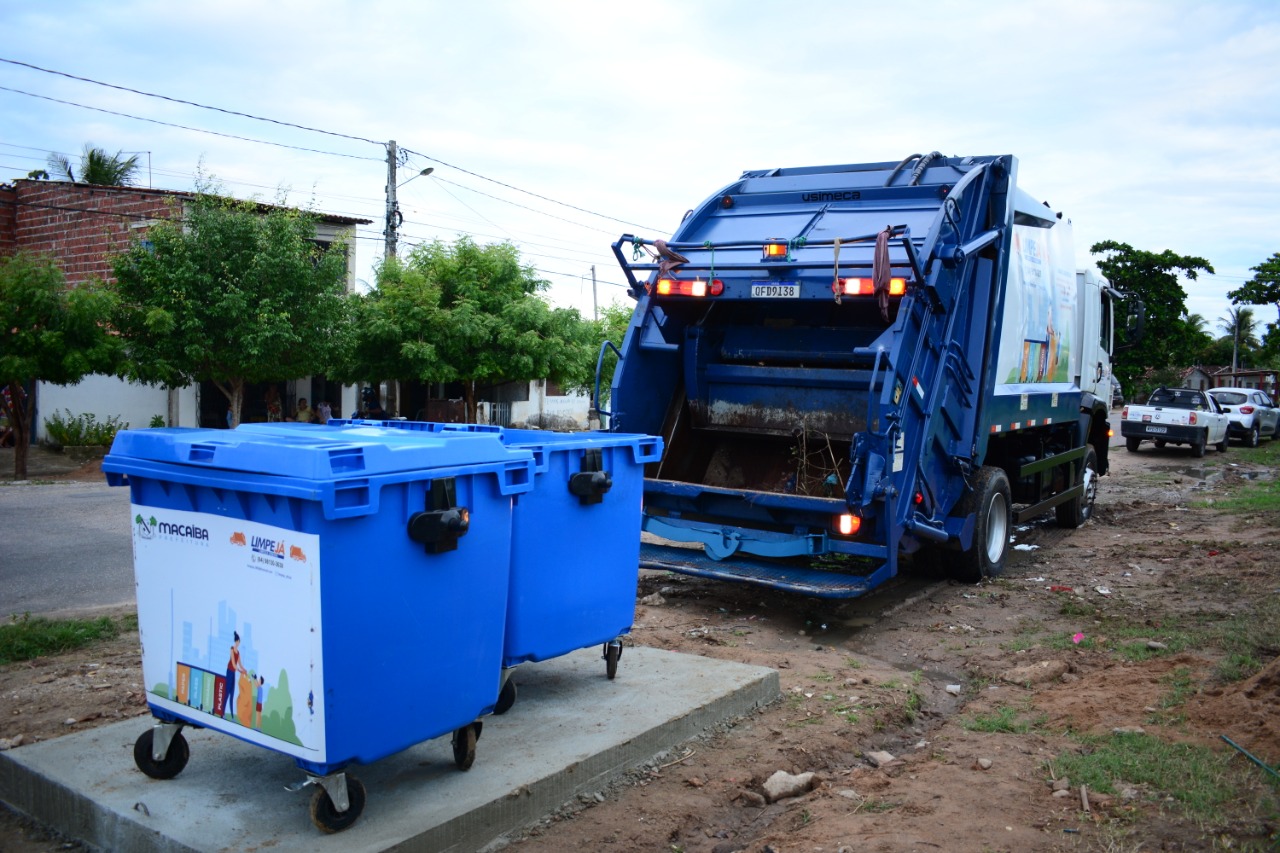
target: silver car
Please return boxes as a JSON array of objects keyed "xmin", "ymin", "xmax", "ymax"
[{"xmin": 1207, "ymin": 387, "xmax": 1280, "ymax": 447}]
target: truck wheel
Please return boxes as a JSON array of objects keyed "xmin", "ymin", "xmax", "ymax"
[
  {"xmin": 951, "ymin": 466, "xmax": 1010, "ymax": 583},
  {"xmin": 1055, "ymin": 446, "xmax": 1098, "ymax": 529},
  {"xmin": 1125, "ymin": 437, "xmax": 1141, "ymax": 452},
  {"xmin": 1217, "ymin": 433, "xmax": 1229, "ymax": 453},
  {"xmin": 1244, "ymin": 424, "xmax": 1260, "ymax": 448},
  {"xmin": 1192, "ymin": 436, "xmax": 1206, "ymax": 458}
]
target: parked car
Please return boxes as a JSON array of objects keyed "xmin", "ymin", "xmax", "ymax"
[
  {"xmin": 1121, "ymin": 386, "xmax": 1231, "ymax": 457},
  {"xmin": 1110, "ymin": 378, "xmax": 1124, "ymax": 408},
  {"xmin": 1207, "ymin": 387, "xmax": 1280, "ymax": 448}
]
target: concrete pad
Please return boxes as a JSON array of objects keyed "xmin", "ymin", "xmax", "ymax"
[{"xmin": 0, "ymin": 646, "xmax": 778, "ymax": 852}]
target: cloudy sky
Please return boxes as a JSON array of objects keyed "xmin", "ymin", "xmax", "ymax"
[{"xmin": 2, "ymin": 0, "xmax": 1277, "ymax": 334}]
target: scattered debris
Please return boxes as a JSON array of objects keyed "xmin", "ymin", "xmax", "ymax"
[
  {"xmin": 973, "ymin": 758, "xmax": 993, "ymax": 770},
  {"xmin": 865, "ymin": 750, "xmax": 896, "ymax": 768},
  {"xmin": 762, "ymin": 770, "xmax": 817, "ymax": 803}
]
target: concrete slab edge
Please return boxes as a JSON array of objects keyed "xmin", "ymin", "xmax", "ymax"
[{"xmin": 416, "ymin": 667, "xmax": 780, "ymax": 852}]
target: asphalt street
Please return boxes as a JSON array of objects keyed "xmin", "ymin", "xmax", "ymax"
[{"xmin": 0, "ymin": 481, "xmax": 135, "ymax": 616}]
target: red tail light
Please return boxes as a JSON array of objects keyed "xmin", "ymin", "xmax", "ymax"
[
  {"xmin": 834, "ymin": 513, "xmax": 861, "ymax": 536},
  {"xmin": 655, "ymin": 278, "xmax": 723, "ymax": 297},
  {"xmin": 1189, "ymin": 412, "xmax": 1198, "ymax": 425},
  {"xmin": 1122, "ymin": 406, "xmax": 1129, "ymax": 419},
  {"xmin": 835, "ymin": 277, "xmax": 907, "ymax": 297},
  {"xmin": 1240, "ymin": 405, "xmax": 1255, "ymax": 414}
]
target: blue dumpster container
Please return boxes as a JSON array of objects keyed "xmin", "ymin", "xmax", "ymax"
[
  {"xmin": 327, "ymin": 420, "xmax": 662, "ymax": 670},
  {"xmin": 104, "ymin": 424, "xmax": 535, "ymax": 779}
]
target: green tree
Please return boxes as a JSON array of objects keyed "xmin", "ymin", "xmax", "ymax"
[
  {"xmin": 386, "ymin": 237, "xmax": 596, "ymax": 422},
  {"xmin": 110, "ymin": 189, "xmax": 350, "ymax": 426},
  {"xmin": 1091, "ymin": 241, "xmax": 1214, "ymax": 391},
  {"xmin": 1228, "ymin": 252, "xmax": 1280, "ymax": 325},
  {"xmin": 47, "ymin": 144, "xmax": 140, "ymax": 186},
  {"xmin": 0, "ymin": 253, "xmax": 120, "ymax": 480},
  {"xmin": 1218, "ymin": 306, "xmax": 1259, "ymax": 370}
]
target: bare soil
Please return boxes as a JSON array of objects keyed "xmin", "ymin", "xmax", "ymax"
[{"xmin": 3, "ymin": 450, "xmax": 1278, "ymax": 851}]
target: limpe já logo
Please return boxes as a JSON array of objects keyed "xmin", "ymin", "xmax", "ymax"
[{"xmin": 135, "ymin": 513, "xmax": 157, "ymax": 539}]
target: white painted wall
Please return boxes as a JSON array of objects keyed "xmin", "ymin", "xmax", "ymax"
[{"xmin": 35, "ymin": 376, "xmax": 200, "ymax": 441}]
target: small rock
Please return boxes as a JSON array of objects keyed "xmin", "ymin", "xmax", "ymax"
[
  {"xmin": 1052, "ymin": 789, "xmax": 1072, "ymax": 798},
  {"xmin": 762, "ymin": 769, "xmax": 817, "ymax": 803},
  {"xmin": 0, "ymin": 734, "xmax": 25, "ymax": 750},
  {"xmin": 1051, "ymin": 777, "xmax": 1071, "ymax": 792},
  {"xmin": 639, "ymin": 592, "xmax": 666, "ymax": 606},
  {"xmin": 737, "ymin": 790, "xmax": 766, "ymax": 807},
  {"xmin": 865, "ymin": 750, "xmax": 896, "ymax": 768},
  {"xmin": 1119, "ymin": 786, "xmax": 1140, "ymax": 801},
  {"xmin": 837, "ymin": 789, "xmax": 860, "ymax": 800},
  {"xmin": 594, "ymin": 791, "xmax": 605, "ymax": 803},
  {"xmin": 945, "ymin": 684, "xmax": 962, "ymax": 695},
  {"xmin": 685, "ymin": 776, "xmax": 705, "ymax": 788},
  {"xmin": 974, "ymin": 758, "xmax": 993, "ymax": 771},
  {"xmin": 1001, "ymin": 659, "xmax": 1069, "ymax": 685},
  {"xmin": 1146, "ymin": 641, "xmax": 1168, "ymax": 651},
  {"xmin": 1112, "ymin": 726, "xmax": 1146, "ymax": 735},
  {"xmin": 63, "ymin": 718, "xmax": 77, "ymax": 726}
]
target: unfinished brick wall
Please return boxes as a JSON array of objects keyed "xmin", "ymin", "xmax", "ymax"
[{"xmin": 0, "ymin": 180, "xmax": 178, "ymax": 284}]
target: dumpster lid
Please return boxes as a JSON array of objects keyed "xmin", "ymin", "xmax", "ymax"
[{"xmin": 106, "ymin": 424, "xmax": 533, "ymax": 480}]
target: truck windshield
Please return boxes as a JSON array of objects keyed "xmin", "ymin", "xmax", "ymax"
[{"xmin": 1147, "ymin": 389, "xmax": 1205, "ymax": 409}]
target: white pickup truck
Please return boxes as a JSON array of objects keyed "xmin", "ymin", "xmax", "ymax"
[{"xmin": 1121, "ymin": 386, "xmax": 1231, "ymax": 457}]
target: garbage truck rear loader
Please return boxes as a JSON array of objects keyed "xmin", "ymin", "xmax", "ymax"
[{"xmin": 605, "ymin": 153, "xmax": 1123, "ymax": 598}]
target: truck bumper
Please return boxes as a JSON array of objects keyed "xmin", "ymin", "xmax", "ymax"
[{"xmin": 1121, "ymin": 422, "xmax": 1203, "ymax": 444}]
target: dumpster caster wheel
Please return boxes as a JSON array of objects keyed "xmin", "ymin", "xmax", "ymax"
[
  {"xmin": 452, "ymin": 721, "xmax": 482, "ymax": 771},
  {"xmin": 309, "ymin": 775, "xmax": 365, "ymax": 834},
  {"xmin": 603, "ymin": 641, "xmax": 622, "ymax": 680},
  {"xmin": 133, "ymin": 727, "xmax": 190, "ymax": 780},
  {"xmin": 494, "ymin": 678, "xmax": 517, "ymax": 715}
]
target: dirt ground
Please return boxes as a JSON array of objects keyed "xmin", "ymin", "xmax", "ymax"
[{"xmin": 2, "ymin": 448, "xmax": 1278, "ymax": 851}]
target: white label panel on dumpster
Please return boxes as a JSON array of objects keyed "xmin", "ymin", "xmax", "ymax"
[{"xmin": 131, "ymin": 505, "xmax": 327, "ymax": 763}]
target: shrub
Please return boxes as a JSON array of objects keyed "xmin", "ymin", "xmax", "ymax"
[{"xmin": 42, "ymin": 409, "xmax": 127, "ymax": 447}]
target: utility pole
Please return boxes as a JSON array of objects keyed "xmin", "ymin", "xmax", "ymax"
[
  {"xmin": 591, "ymin": 264, "xmax": 598, "ymax": 321},
  {"xmin": 384, "ymin": 140, "xmax": 399, "ymax": 261}
]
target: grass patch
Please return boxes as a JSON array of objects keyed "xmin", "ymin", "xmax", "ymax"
[
  {"xmin": 1051, "ymin": 732, "xmax": 1268, "ymax": 822},
  {"xmin": 962, "ymin": 704, "xmax": 1045, "ymax": 734},
  {"xmin": 0, "ymin": 612, "xmax": 137, "ymax": 665}
]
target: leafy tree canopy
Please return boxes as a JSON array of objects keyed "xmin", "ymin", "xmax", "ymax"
[
  {"xmin": 0, "ymin": 253, "xmax": 120, "ymax": 479},
  {"xmin": 356, "ymin": 238, "xmax": 599, "ymax": 422},
  {"xmin": 1091, "ymin": 240, "xmax": 1213, "ymax": 390},
  {"xmin": 47, "ymin": 144, "xmax": 140, "ymax": 186},
  {"xmin": 1228, "ymin": 252, "xmax": 1280, "ymax": 323},
  {"xmin": 109, "ymin": 187, "xmax": 350, "ymax": 426}
]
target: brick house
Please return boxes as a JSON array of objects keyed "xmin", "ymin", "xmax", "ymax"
[{"xmin": 0, "ymin": 179, "xmax": 370, "ymax": 439}]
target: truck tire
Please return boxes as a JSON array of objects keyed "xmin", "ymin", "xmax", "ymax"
[
  {"xmin": 1217, "ymin": 433, "xmax": 1229, "ymax": 453},
  {"xmin": 1055, "ymin": 446, "xmax": 1098, "ymax": 529},
  {"xmin": 1125, "ymin": 437, "xmax": 1141, "ymax": 452},
  {"xmin": 1192, "ymin": 435, "xmax": 1206, "ymax": 458},
  {"xmin": 951, "ymin": 466, "xmax": 1010, "ymax": 583}
]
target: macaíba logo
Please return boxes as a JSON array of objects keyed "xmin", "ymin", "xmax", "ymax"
[{"xmin": 134, "ymin": 513, "xmax": 156, "ymax": 539}]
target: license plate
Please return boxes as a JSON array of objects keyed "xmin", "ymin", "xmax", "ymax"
[
  {"xmin": 1145, "ymin": 425, "xmax": 1167, "ymax": 434},
  {"xmin": 751, "ymin": 283, "xmax": 799, "ymax": 298}
]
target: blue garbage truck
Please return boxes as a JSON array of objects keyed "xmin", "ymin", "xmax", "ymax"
[{"xmin": 604, "ymin": 153, "xmax": 1129, "ymax": 598}]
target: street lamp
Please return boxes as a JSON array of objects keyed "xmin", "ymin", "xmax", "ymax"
[{"xmin": 399, "ymin": 167, "xmax": 433, "ymax": 188}]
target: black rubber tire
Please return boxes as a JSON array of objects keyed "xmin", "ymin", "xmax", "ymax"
[
  {"xmin": 1217, "ymin": 433, "xmax": 1229, "ymax": 453},
  {"xmin": 1192, "ymin": 436, "xmax": 1206, "ymax": 458},
  {"xmin": 950, "ymin": 466, "xmax": 1011, "ymax": 583},
  {"xmin": 494, "ymin": 678, "xmax": 516, "ymax": 716},
  {"xmin": 1125, "ymin": 437, "xmax": 1141, "ymax": 452},
  {"xmin": 1153, "ymin": 439, "xmax": 1166, "ymax": 449},
  {"xmin": 133, "ymin": 728, "xmax": 190, "ymax": 780},
  {"xmin": 604, "ymin": 642, "xmax": 621, "ymax": 680},
  {"xmin": 309, "ymin": 775, "xmax": 366, "ymax": 834},
  {"xmin": 1244, "ymin": 424, "xmax": 1260, "ymax": 448},
  {"xmin": 1056, "ymin": 446, "xmax": 1099, "ymax": 529},
  {"xmin": 452, "ymin": 722, "xmax": 480, "ymax": 771}
]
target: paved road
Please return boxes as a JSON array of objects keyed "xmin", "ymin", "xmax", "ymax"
[{"xmin": 0, "ymin": 482, "xmax": 135, "ymax": 616}]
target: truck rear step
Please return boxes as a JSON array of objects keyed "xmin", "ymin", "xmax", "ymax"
[{"xmin": 640, "ymin": 543, "xmax": 896, "ymax": 599}]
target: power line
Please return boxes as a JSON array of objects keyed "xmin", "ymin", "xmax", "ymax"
[
  {"xmin": 400, "ymin": 147, "xmax": 664, "ymax": 233},
  {"xmin": 431, "ymin": 175, "xmax": 618, "ymax": 235},
  {"xmin": 0, "ymin": 85, "xmax": 381, "ymax": 161},
  {"xmin": 0, "ymin": 57, "xmax": 384, "ymax": 148}
]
